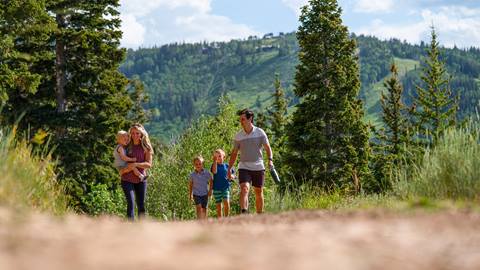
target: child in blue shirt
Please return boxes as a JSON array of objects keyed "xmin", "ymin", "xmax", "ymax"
[
  {"xmin": 189, "ymin": 155, "xmax": 212, "ymax": 219},
  {"xmin": 210, "ymin": 149, "xmax": 235, "ymax": 218}
]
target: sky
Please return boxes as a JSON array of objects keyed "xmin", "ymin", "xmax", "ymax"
[{"xmin": 119, "ymin": 0, "xmax": 480, "ymax": 49}]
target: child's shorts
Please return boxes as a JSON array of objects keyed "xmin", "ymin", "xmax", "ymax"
[
  {"xmin": 193, "ymin": 195, "xmax": 208, "ymax": 208},
  {"xmin": 213, "ymin": 189, "xmax": 230, "ymax": 204}
]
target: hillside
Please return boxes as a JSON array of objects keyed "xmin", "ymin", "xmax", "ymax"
[{"xmin": 120, "ymin": 33, "xmax": 480, "ymax": 141}]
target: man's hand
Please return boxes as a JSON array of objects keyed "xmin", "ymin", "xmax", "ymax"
[{"xmin": 189, "ymin": 194, "xmax": 193, "ymax": 202}]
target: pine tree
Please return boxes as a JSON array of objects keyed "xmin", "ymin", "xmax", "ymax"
[
  {"xmin": 0, "ymin": 0, "xmax": 56, "ymax": 117},
  {"xmin": 266, "ymin": 74, "xmax": 289, "ymax": 191},
  {"xmin": 286, "ymin": 0, "xmax": 371, "ymax": 192},
  {"xmin": 370, "ymin": 63, "xmax": 412, "ymax": 192},
  {"xmin": 267, "ymin": 73, "xmax": 288, "ymax": 145},
  {"xmin": 255, "ymin": 112, "xmax": 268, "ymax": 130},
  {"xmin": 378, "ymin": 63, "xmax": 411, "ymax": 160},
  {"xmin": 412, "ymin": 27, "xmax": 458, "ymax": 144}
]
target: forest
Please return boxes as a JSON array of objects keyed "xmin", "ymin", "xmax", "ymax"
[{"xmin": 121, "ymin": 32, "xmax": 480, "ymax": 141}]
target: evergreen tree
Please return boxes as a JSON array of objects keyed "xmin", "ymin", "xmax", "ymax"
[
  {"xmin": 370, "ymin": 63, "xmax": 412, "ymax": 192},
  {"xmin": 378, "ymin": 63, "xmax": 411, "ymax": 160},
  {"xmin": 0, "ymin": 0, "xmax": 55, "ymax": 117},
  {"xmin": 266, "ymin": 74, "xmax": 289, "ymax": 191},
  {"xmin": 286, "ymin": 0, "xmax": 371, "ymax": 192},
  {"xmin": 255, "ymin": 112, "xmax": 268, "ymax": 130},
  {"xmin": 411, "ymin": 27, "xmax": 458, "ymax": 144},
  {"xmin": 267, "ymin": 74, "xmax": 288, "ymax": 145}
]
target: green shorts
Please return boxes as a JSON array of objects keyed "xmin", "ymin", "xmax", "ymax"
[{"xmin": 213, "ymin": 189, "xmax": 230, "ymax": 204}]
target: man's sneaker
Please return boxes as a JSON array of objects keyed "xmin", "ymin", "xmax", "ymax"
[{"xmin": 241, "ymin": 209, "xmax": 249, "ymax": 214}]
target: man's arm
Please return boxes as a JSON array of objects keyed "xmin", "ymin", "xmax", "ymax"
[
  {"xmin": 227, "ymin": 148, "xmax": 238, "ymax": 179},
  {"xmin": 263, "ymin": 143, "xmax": 274, "ymax": 168}
]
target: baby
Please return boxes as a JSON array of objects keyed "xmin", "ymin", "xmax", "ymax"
[{"xmin": 113, "ymin": 130, "xmax": 145, "ymax": 181}]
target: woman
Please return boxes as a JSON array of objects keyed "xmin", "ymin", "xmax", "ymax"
[{"xmin": 120, "ymin": 123, "xmax": 154, "ymax": 220}]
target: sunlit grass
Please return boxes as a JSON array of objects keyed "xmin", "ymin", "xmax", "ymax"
[{"xmin": 0, "ymin": 126, "xmax": 68, "ymax": 215}]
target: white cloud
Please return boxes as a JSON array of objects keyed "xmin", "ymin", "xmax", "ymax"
[
  {"xmin": 281, "ymin": 0, "xmax": 308, "ymax": 16},
  {"xmin": 119, "ymin": 0, "xmax": 259, "ymax": 48},
  {"xmin": 356, "ymin": 6, "xmax": 480, "ymax": 48},
  {"xmin": 174, "ymin": 14, "xmax": 259, "ymax": 43},
  {"xmin": 120, "ymin": 14, "xmax": 146, "ymax": 48},
  {"xmin": 354, "ymin": 0, "xmax": 394, "ymax": 13},
  {"xmin": 357, "ymin": 19, "xmax": 426, "ymax": 44}
]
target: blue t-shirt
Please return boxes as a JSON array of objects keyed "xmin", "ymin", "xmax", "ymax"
[
  {"xmin": 211, "ymin": 163, "xmax": 232, "ymax": 191},
  {"xmin": 189, "ymin": 169, "xmax": 211, "ymax": 196}
]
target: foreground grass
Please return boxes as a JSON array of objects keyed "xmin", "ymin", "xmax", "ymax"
[
  {"xmin": 265, "ymin": 187, "xmax": 480, "ymax": 214},
  {"xmin": 0, "ymin": 127, "xmax": 68, "ymax": 215}
]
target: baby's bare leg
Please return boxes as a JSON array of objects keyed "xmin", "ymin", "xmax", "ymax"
[{"xmin": 132, "ymin": 167, "xmax": 143, "ymax": 177}]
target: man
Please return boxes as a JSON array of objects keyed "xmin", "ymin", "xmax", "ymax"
[{"xmin": 228, "ymin": 108, "xmax": 273, "ymax": 214}]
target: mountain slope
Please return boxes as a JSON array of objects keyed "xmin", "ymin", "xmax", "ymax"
[{"xmin": 120, "ymin": 33, "xmax": 480, "ymax": 141}]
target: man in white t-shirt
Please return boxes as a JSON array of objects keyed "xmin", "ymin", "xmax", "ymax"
[{"xmin": 228, "ymin": 108, "xmax": 273, "ymax": 214}]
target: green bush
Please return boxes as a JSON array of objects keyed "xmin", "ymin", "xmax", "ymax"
[
  {"xmin": 0, "ymin": 127, "xmax": 69, "ymax": 214},
  {"xmin": 81, "ymin": 182, "xmax": 126, "ymax": 216},
  {"xmin": 394, "ymin": 122, "xmax": 480, "ymax": 200}
]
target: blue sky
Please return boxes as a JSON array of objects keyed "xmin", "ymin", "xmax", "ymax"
[{"xmin": 119, "ymin": 0, "xmax": 480, "ymax": 49}]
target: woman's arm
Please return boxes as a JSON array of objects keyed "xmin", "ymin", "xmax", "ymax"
[
  {"xmin": 119, "ymin": 163, "xmax": 136, "ymax": 175},
  {"xmin": 133, "ymin": 150, "xmax": 153, "ymax": 169}
]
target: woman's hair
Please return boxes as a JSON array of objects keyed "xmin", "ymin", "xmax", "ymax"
[
  {"xmin": 128, "ymin": 123, "xmax": 154, "ymax": 155},
  {"xmin": 193, "ymin": 155, "xmax": 204, "ymax": 164}
]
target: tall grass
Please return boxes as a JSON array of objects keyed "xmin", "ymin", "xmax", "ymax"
[
  {"xmin": 394, "ymin": 122, "xmax": 480, "ymax": 200},
  {"xmin": 0, "ymin": 127, "xmax": 69, "ymax": 214}
]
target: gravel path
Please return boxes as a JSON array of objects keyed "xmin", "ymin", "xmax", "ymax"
[{"xmin": 1, "ymin": 209, "xmax": 479, "ymax": 270}]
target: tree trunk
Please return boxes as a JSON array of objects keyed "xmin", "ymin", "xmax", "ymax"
[{"xmin": 55, "ymin": 14, "xmax": 67, "ymax": 113}]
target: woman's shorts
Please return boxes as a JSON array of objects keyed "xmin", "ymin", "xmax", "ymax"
[
  {"xmin": 213, "ymin": 189, "xmax": 230, "ymax": 204},
  {"xmin": 193, "ymin": 195, "xmax": 208, "ymax": 208}
]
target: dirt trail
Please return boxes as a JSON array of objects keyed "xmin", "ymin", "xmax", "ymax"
[{"xmin": 1, "ymin": 208, "xmax": 479, "ymax": 270}]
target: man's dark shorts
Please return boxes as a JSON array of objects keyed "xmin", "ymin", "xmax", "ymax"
[
  {"xmin": 193, "ymin": 195, "xmax": 208, "ymax": 208},
  {"xmin": 239, "ymin": 169, "xmax": 265, "ymax": 188}
]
